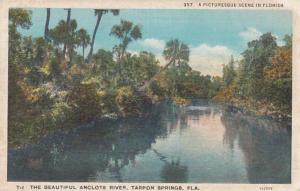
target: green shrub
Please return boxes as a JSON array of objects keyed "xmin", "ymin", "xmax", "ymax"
[
  {"xmin": 67, "ymin": 82, "xmax": 102, "ymax": 121},
  {"xmin": 116, "ymin": 86, "xmax": 143, "ymax": 117},
  {"xmin": 97, "ymin": 90, "xmax": 119, "ymax": 115}
]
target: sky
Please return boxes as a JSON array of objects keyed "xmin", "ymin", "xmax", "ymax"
[{"xmin": 20, "ymin": 9, "xmax": 292, "ymax": 76}]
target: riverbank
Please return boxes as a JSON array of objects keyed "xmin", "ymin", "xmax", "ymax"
[
  {"xmin": 8, "ymin": 96, "xmax": 168, "ymax": 149},
  {"xmin": 9, "ymin": 94, "xmax": 292, "ymax": 149},
  {"xmin": 213, "ymin": 96, "xmax": 292, "ymax": 123}
]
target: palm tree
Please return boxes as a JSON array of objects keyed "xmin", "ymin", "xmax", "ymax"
[
  {"xmin": 110, "ymin": 20, "xmax": 142, "ymax": 60},
  {"xmin": 49, "ymin": 19, "xmax": 78, "ymax": 64},
  {"xmin": 87, "ymin": 9, "xmax": 119, "ymax": 63},
  {"xmin": 63, "ymin": 8, "xmax": 71, "ymax": 58},
  {"xmin": 163, "ymin": 39, "xmax": 189, "ymax": 66},
  {"xmin": 110, "ymin": 20, "xmax": 142, "ymax": 81},
  {"xmin": 139, "ymin": 39, "xmax": 189, "ymax": 91},
  {"xmin": 44, "ymin": 8, "xmax": 51, "ymax": 41},
  {"xmin": 76, "ymin": 28, "xmax": 90, "ymax": 59}
]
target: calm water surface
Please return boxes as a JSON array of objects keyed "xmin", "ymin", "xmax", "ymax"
[{"xmin": 8, "ymin": 100, "xmax": 291, "ymax": 183}]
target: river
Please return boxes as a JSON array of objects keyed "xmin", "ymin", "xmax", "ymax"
[{"xmin": 8, "ymin": 100, "xmax": 291, "ymax": 183}]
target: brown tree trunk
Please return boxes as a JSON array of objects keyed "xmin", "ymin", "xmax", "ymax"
[
  {"xmin": 87, "ymin": 11, "xmax": 103, "ymax": 63},
  {"xmin": 82, "ymin": 46, "xmax": 85, "ymax": 59},
  {"xmin": 44, "ymin": 8, "xmax": 51, "ymax": 41},
  {"xmin": 63, "ymin": 9, "xmax": 71, "ymax": 58}
]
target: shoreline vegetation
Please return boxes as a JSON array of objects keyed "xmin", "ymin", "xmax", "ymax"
[{"xmin": 8, "ymin": 9, "xmax": 292, "ymax": 148}]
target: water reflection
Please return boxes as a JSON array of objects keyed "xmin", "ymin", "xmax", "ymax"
[
  {"xmin": 8, "ymin": 103, "xmax": 177, "ymax": 181},
  {"xmin": 161, "ymin": 160, "xmax": 188, "ymax": 183},
  {"xmin": 8, "ymin": 101, "xmax": 291, "ymax": 183},
  {"xmin": 221, "ymin": 111, "xmax": 291, "ymax": 183}
]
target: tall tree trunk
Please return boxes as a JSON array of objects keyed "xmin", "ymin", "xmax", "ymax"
[
  {"xmin": 118, "ymin": 45, "xmax": 127, "ymax": 81},
  {"xmin": 69, "ymin": 49, "xmax": 73, "ymax": 64},
  {"xmin": 82, "ymin": 46, "xmax": 85, "ymax": 61},
  {"xmin": 44, "ymin": 8, "xmax": 51, "ymax": 41},
  {"xmin": 87, "ymin": 11, "xmax": 103, "ymax": 63},
  {"xmin": 63, "ymin": 9, "xmax": 71, "ymax": 58},
  {"xmin": 139, "ymin": 59, "xmax": 175, "ymax": 92}
]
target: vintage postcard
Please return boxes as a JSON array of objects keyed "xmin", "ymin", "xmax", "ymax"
[{"xmin": 0, "ymin": 0, "xmax": 300, "ymax": 191}]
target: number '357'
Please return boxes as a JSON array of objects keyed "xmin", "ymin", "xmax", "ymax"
[{"xmin": 184, "ymin": 2, "xmax": 193, "ymax": 7}]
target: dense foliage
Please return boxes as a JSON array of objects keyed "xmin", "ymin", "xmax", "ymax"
[
  {"xmin": 215, "ymin": 33, "xmax": 292, "ymax": 117},
  {"xmin": 8, "ymin": 9, "xmax": 292, "ymax": 147}
]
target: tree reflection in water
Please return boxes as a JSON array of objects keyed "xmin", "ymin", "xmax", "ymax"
[
  {"xmin": 149, "ymin": 148, "xmax": 188, "ymax": 183},
  {"xmin": 221, "ymin": 108, "xmax": 291, "ymax": 183},
  {"xmin": 8, "ymin": 101, "xmax": 291, "ymax": 183},
  {"xmin": 8, "ymin": 102, "xmax": 182, "ymax": 182},
  {"xmin": 161, "ymin": 160, "xmax": 188, "ymax": 183}
]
